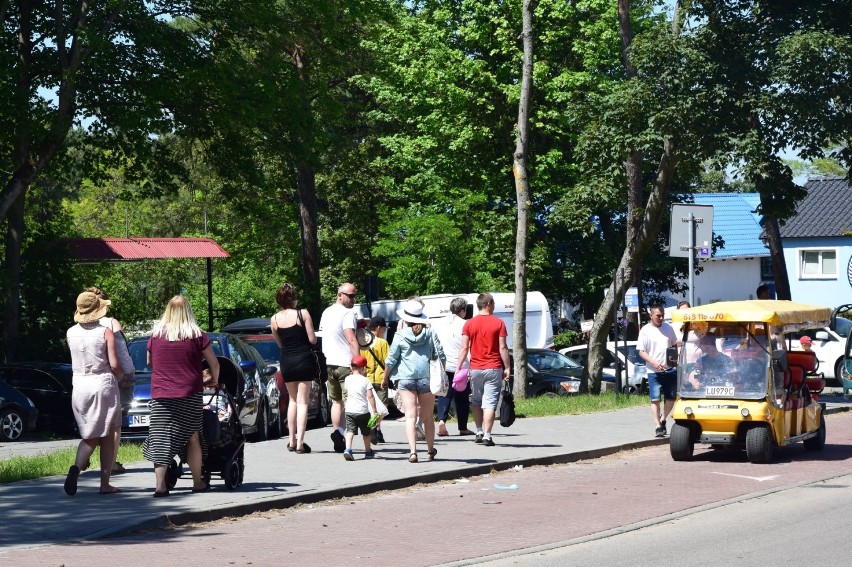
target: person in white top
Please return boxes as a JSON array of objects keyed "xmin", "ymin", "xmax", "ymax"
[
  {"xmin": 342, "ymin": 355, "xmax": 378, "ymax": 460},
  {"xmin": 318, "ymin": 282, "xmax": 361, "ymax": 452},
  {"xmin": 88, "ymin": 287, "xmax": 135, "ymax": 475},
  {"xmin": 637, "ymin": 304, "xmax": 679, "ymax": 438},
  {"xmin": 433, "ymin": 297, "xmax": 474, "ymax": 436}
]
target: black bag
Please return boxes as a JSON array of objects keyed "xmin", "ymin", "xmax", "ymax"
[{"xmin": 499, "ymin": 381, "xmax": 516, "ymax": 428}]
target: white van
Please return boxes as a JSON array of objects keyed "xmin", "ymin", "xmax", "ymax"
[{"xmin": 354, "ymin": 291, "xmax": 554, "ymax": 349}]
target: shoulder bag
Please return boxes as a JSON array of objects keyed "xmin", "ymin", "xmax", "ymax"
[
  {"xmin": 499, "ymin": 380, "xmax": 516, "ymax": 427},
  {"xmin": 428, "ymin": 331, "xmax": 449, "ymax": 396}
]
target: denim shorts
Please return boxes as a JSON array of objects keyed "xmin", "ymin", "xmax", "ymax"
[
  {"xmin": 648, "ymin": 369, "xmax": 677, "ymax": 402},
  {"xmin": 396, "ymin": 377, "xmax": 430, "ymax": 395},
  {"xmin": 470, "ymin": 369, "xmax": 502, "ymax": 410}
]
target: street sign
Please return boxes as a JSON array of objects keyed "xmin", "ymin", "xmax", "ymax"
[
  {"xmin": 624, "ymin": 287, "xmax": 639, "ymax": 312},
  {"xmin": 580, "ymin": 320, "xmax": 593, "ymax": 332},
  {"xmin": 669, "ymin": 204, "xmax": 714, "ymax": 258}
]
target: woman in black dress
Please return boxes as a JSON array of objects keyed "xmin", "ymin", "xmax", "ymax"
[{"xmin": 270, "ymin": 283, "xmax": 318, "ymax": 453}]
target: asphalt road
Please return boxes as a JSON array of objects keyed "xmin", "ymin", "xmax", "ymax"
[{"xmin": 4, "ymin": 410, "xmax": 852, "ymax": 567}]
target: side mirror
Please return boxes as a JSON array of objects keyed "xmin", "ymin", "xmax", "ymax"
[{"xmin": 815, "ymin": 330, "xmax": 830, "ymax": 341}]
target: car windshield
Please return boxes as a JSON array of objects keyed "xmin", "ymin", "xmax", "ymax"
[
  {"xmin": 242, "ymin": 338, "xmax": 279, "ymax": 363},
  {"xmin": 614, "ymin": 344, "xmax": 644, "ymax": 366},
  {"xmin": 677, "ymin": 322, "xmax": 770, "ymax": 399},
  {"xmin": 528, "ymin": 351, "xmax": 581, "ymax": 372},
  {"xmin": 835, "ymin": 317, "xmax": 851, "ymax": 338}
]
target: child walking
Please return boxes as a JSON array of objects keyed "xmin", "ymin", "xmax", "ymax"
[{"xmin": 343, "ymin": 355, "xmax": 378, "ymax": 460}]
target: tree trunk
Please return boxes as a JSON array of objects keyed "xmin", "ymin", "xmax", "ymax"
[
  {"xmin": 760, "ymin": 216, "xmax": 791, "ymax": 300},
  {"xmin": 1, "ymin": 193, "xmax": 25, "ymax": 362},
  {"xmin": 297, "ymin": 165, "xmax": 322, "ymax": 318},
  {"xmin": 587, "ymin": 141, "xmax": 680, "ymax": 393},
  {"xmin": 512, "ymin": 0, "xmax": 534, "ymax": 400}
]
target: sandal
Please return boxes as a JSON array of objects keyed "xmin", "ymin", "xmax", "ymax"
[
  {"xmin": 296, "ymin": 443, "xmax": 311, "ymax": 454},
  {"xmin": 112, "ymin": 461, "xmax": 127, "ymax": 474},
  {"xmin": 152, "ymin": 490, "xmax": 170, "ymax": 498},
  {"xmin": 408, "ymin": 453, "xmax": 418, "ymax": 463},
  {"xmin": 426, "ymin": 448, "xmax": 437, "ymax": 461},
  {"xmin": 286, "ymin": 444, "xmax": 295, "ymax": 452}
]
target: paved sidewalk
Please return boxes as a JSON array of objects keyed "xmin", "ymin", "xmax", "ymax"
[{"xmin": 1, "ymin": 398, "xmax": 849, "ymax": 553}]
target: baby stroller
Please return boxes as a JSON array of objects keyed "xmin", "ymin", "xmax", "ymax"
[{"xmin": 166, "ymin": 356, "xmax": 246, "ymax": 490}]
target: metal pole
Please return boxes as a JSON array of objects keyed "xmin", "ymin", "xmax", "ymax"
[
  {"xmin": 621, "ymin": 268, "xmax": 628, "ymax": 395},
  {"xmin": 688, "ymin": 212, "xmax": 695, "ymax": 307},
  {"xmin": 613, "ymin": 270, "xmax": 621, "ymax": 395},
  {"xmin": 207, "ymin": 257, "xmax": 214, "ymax": 331}
]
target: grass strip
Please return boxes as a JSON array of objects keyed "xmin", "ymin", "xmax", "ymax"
[
  {"xmin": 516, "ymin": 391, "xmax": 647, "ymax": 417},
  {"xmin": 0, "ymin": 442, "xmax": 145, "ymax": 484}
]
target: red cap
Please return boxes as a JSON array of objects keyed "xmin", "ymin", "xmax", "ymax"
[
  {"xmin": 799, "ymin": 336, "xmax": 812, "ymax": 345},
  {"xmin": 351, "ymin": 355, "xmax": 368, "ymax": 368}
]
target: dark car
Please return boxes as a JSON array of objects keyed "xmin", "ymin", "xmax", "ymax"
[
  {"xmin": 225, "ymin": 318, "xmax": 331, "ymax": 431},
  {"xmin": 0, "ymin": 376, "xmax": 39, "ymax": 441},
  {"xmin": 512, "ymin": 349, "xmax": 583, "ymax": 397},
  {"xmin": 0, "ymin": 363, "xmax": 76, "ymax": 436},
  {"xmin": 124, "ymin": 332, "xmax": 277, "ymax": 442}
]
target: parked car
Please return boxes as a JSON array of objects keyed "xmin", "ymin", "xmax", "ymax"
[
  {"xmin": 511, "ymin": 349, "xmax": 583, "ymax": 397},
  {"xmin": 225, "ymin": 318, "xmax": 331, "ymax": 430},
  {"xmin": 0, "ymin": 376, "xmax": 38, "ymax": 441},
  {"xmin": 786, "ymin": 307, "xmax": 851, "ymax": 383},
  {"xmin": 560, "ymin": 341, "xmax": 648, "ymax": 393},
  {"xmin": 124, "ymin": 332, "xmax": 277, "ymax": 442},
  {"xmin": 0, "ymin": 363, "xmax": 76, "ymax": 435}
]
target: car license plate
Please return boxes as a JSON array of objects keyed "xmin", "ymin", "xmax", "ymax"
[
  {"xmin": 706, "ymin": 386, "xmax": 735, "ymax": 397},
  {"xmin": 130, "ymin": 414, "xmax": 150, "ymax": 428}
]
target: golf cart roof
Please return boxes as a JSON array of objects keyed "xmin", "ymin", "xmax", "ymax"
[{"xmin": 671, "ymin": 300, "xmax": 831, "ymax": 328}]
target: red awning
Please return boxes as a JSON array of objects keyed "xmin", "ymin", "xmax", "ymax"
[{"xmin": 66, "ymin": 238, "xmax": 230, "ymax": 261}]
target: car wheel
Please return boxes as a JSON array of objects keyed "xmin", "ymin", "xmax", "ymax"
[
  {"xmin": 835, "ymin": 359, "xmax": 846, "ymax": 385},
  {"xmin": 745, "ymin": 426, "xmax": 774, "ymax": 464},
  {"xmin": 804, "ymin": 413, "xmax": 826, "ymax": 451},
  {"xmin": 669, "ymin": 422, "xmax": 694, "ymax": 461},
  {"xmin": 0, "ymin": 408, "xmax": 25, "ymax": 442},
  {"xmin": 310, "ymin": 386, "xmax": 330, "ymax": 428},
  {"xmin": 269, "ymin": 410, "xmax": 283, "ymax": 440}
]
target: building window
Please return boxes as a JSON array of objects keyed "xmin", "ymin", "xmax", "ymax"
[
  {"xmin": 760, "ymin": 257, "xmax": 774, "ymax": 281},
  {"xmin": 799, "ymin": 249, "xmax": 837, "ymax": 279}
]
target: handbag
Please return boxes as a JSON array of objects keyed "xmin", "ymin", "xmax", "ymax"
[
  {"xmin": 499, "ymin": 381, "xmax": 516, "ymax": 427},
  {"xmin": 428, "ymin": 331, "xmax": 449, "ymax": 396}
]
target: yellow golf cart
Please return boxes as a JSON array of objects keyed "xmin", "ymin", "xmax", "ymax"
[{"xmin": 669, "ymin": 300, "xmax": 830, "ymax": 464}]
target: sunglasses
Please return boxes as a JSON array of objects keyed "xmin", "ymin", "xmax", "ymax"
[{"xmin": 341, "ymin": 292, "xmax": 357, "ymax": 299}]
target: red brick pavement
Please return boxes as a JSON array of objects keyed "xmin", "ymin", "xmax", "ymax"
[{"xmin": 5, "ymin": 412, "xmax": 852, "ymax": 567}]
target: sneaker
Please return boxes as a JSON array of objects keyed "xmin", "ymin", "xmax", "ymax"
[
  {"xmin": 343, "ymin": 449, "xmax": 355, "ymax": 461},
  {"xmin": 375, "ymin": 430, "xmax": 385, "ymax": 444},
  {"xmin": 661, "ymin": 420, "xmax": 667, "ymax": 433},
  {"xmin": 482, "ymin": 437, "xmax": 496, "ymax": 447},
  {"xmin": 655, "ymin": 426, "xmax": 666, "ymax": 438},
  {"xmin": 475, "ymin": 433, "xmax": 484, "ymax": 444},
  {"xmin": 364, "ymin": 450, "xmax": 375, "ymax": 459},
  {"xmin": 331, "ymin": 429, "xmax": 346, "ymax": 453}
]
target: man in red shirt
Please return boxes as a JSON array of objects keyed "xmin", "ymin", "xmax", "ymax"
[{"xmin": 456, "ymin": 293, "xmax": 510, "ymax": 446}]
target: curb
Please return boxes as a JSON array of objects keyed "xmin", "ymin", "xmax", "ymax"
[{"xmin": 119, "ymin": 438, "xmax": 669, "ymax": 536}]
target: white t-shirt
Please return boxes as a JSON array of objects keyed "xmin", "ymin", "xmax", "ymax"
[
  {"xmin": 344, "ymin": 373, "xmax": 372, "ymax": 414},
  {"xmin": 637, "ymin": 322, "xmax": 678, "ymax": 367},
  {"xmin": 432, "ymin": 315, "xmax": 466, "ymax": 372},
  {"xmin": 319, "ymin": 302, "xmax": 357, "ymax": 367}
]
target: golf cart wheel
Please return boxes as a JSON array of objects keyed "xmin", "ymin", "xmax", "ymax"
[
  {"xmin": 804, "ymin": 413, "xmax": 826, "ymax": 451},
  {"xmin": 669, "ymin": 422, "xmax": 694, "ymax": 461},
  {"xmin": 165, "ymin": 458, "xmax": 181, "ymax": 489},
  {"xmin": 745, "ymin": 426, "xmax": 774, "ymax": 464},
  {"xmin": 223, "ymin": 459, "xmax": 240, "ymax": 490}
]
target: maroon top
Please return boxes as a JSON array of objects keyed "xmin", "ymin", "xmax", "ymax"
[{"xmin": 147, "ymin": 333, "xmax": 211, "ymax": 399}]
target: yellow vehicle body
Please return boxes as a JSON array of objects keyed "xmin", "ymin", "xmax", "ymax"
[{"xmin": 668, "ymin": 300, "xmax": 830, "ymax": 464}]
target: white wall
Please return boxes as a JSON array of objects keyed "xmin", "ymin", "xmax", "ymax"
[{"xmin": 670, "ymin": 257, "xmax": 764, "ymax": 306}]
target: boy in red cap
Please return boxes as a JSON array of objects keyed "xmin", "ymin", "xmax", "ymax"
[
  {"xmin": 343, "ymin": 355, "xmax": 379, "ymax": 460},
  {"xmin": 799, "ymin": 335, "xmax": 813, "ymax": 351}
]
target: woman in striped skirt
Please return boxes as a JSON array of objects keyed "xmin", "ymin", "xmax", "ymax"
[{"xmin": 143, "ymin": 296, "xmax": 220, "ymax": 496}]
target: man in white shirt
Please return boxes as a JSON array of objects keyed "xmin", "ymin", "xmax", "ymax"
[
  {"xmin": 638, "ymin": 304, "xmax": 678, "ymax": 438},
  {"xmin": 319, "ymin": 282, "xmax": 361, "ymax": 452}
]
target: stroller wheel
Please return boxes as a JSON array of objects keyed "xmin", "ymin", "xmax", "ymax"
[
  {"xmin": 165, "ymin": 459, "xmax": 181, "ymax": 490},
  {"xmin": 223, "ymin": 459, "xmax": 240, "ymax": 491}
]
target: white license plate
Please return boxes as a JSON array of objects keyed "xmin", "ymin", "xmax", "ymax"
[
  {"xmin": 130, "ymin": 414, "xmax": 150, "ymax": 428},
  {"xmin": 706, "ymin": 386, "xmax": 735, "ymax": 397}
]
